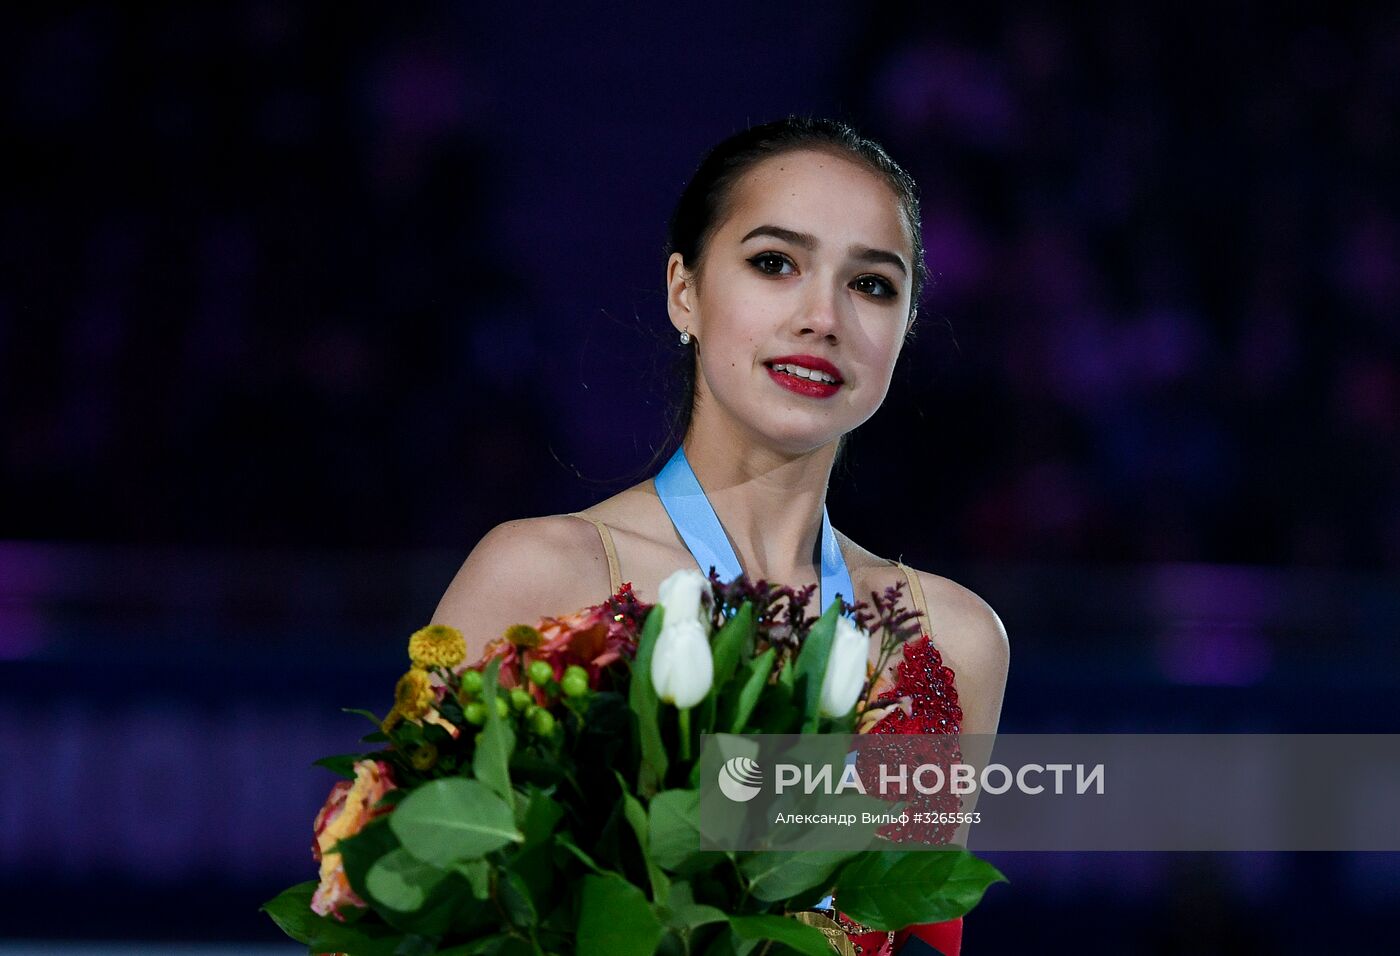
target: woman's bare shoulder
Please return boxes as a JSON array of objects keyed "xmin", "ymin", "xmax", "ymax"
[
  {"xmin": 906, "ymin": 564, "xmax": 1010, "ymax": 737},
  {"xmin": 431, "ymin": 514, "xmax": 614, "ymax": 660},
  {"xmin": 911, "ymin": 568, "xmax": 1009, "ymax": 649},
  {"xmin": 837, "ymin": 531, "xmax": 1005, "ymax": 650},
  {"xmin": 835, "ymin": 530, "xmax": 1009, "ymax": 735}
]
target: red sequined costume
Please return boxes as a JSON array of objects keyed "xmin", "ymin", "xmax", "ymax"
[{"xmin": 823, "ymin": 634, "xmax": 966, "ymax": 956}]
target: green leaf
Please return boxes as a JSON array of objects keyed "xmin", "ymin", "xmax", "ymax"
[
  {"xmin": 366, "ymin": 847, "xmax": 449, "ymax": 912},
  {"xmin": 647, "ymin": 788, "xmax": 701, "ymax": 870},
  {"xmin": 617, "ymin": 773, "xmax": 649, "ymax": 840},
  {"xmin": 394, "ymin": 720, "xmax": 425, "ymax": 745},
  {"xmin": 448, "ymin": 884, "xmax": 501, "ymax": 940},
  {"xmin": 710, "ymin": 601, "xmax": 754, "ymax": 689},
  {"xmin": 695, "ymin": 929, "xmax": 758, "ymax": 956},
  {"xmin": 693, "ymin": 693, "xmax": 717, "ymax": 746},
  {"xmin": 504, "ymin": 838, "xmax": 555, "ymax": 913},
  {"xmin": 391, "ymin": 935, "xmax": 440, "ymax": 956},
  {"xmin": 390, "ymin": 778, "xmax": 523, "ymax": 867},
  {"xmin": 778, "ymin": 652, "xmax": 797, "ymax": 691},
  {"xmin": 517, "ymin": 785, "xmax": 564, "ymax": 848},
  {"xmin": 313, "ymin": 753, "xmax": 366, "ymax": 779},
  {"xmin": 274, "ymin": 893, "xmax": 400, "ymax": 956},
  {"xmin": 306, "ymin": 921, "xmax": 404, "ymax": 956},
  {"xmin": 629, "ymin": 605, "xmax": 669, "ymax": 797},
  {"xmin": 259, "ymin": 881, "xmax": 320, "ymax": 944},
  {"xmin": 343, "ymin": 707, "xmax": 385, "ymax": 728},
  {"xmin": 498, "ymin": 869, "xmax": 537, "ymax": 927},
  {"xmin": 663, "ymin": 901, "xmax": 728, "ymax": 929},
  {"xmin": 831, "ymin": 847, "xmax": 1008, "ymax": 930},
  {"xmin": 728, "ymin": 914, "xmax": 833, "ymax": 956},
  {"xmin": 388, "ymin": 873, "xmax": 476, "ymax": 938},
  {"xmin": 555, "ymin": 830, "xmax": 606, "ymax": 874},
  {"xmin": 454, "ymin": 859, "xmax": 493, "ymax": 900},
  {"xmin": 577, "ymin": 872, "xmax": 665, "ymax": 956},
  {"xmin": 725, "ymin": 647, "xmax": 776, "ymax": 734},
  {"xmin": 337, "ymin": 816, "xmax": 478, "ymax": 938},
  {"xmin": 474, "ymin": 939, "xmax": 535, "ymax": 956},
  {"xmin": 337, "ymin": 816, "xmax": 401, "ymax": 901},
  {"xmin": 436, "ymin": 933, "xmax": 515, "ymax": 955},
  {"xmin": 616, "ymin": 770, "xmax": 670, "ymax": 903},
  {"xmin": 739, "ymin": 849, "xmax": 856, "ymax": 903},
  {"xmin": 792, "ymin": 598, "xmax": 842, "ymax": 733},
  {"xmin": 474, "ymin": 657, "xmax": 517, "ymax": 808},
  {"xmin": 750, "ymin": 655, "xmax": 800, "ymax": 735}
]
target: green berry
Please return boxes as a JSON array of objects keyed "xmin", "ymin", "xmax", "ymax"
[
  {"xmin": 459, "ymin": 670, "xmax": 483, "ymax": 695},
  {"xmin": 527, "ymin": 660, "xmax": 554, "ymax": 686},
  {"xmin": 529, "ymin": 708, "xmax": 556, "ymax": 736},
  {"xmin": 510, "ymin": 688, "xmax": 533, "ymax": 711},
  {"xmin": 495, "ymin": 696, "xmax": 510, "ymax": 718},
  {"xmin": 561, "ymin": 669, "xmax": 589, "ymax": 698},
  {"xmin": 463, "ymin": 702, "xmax": 486, "ymax": 725}
]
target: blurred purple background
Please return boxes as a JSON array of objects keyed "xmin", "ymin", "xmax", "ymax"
[{"xmin": 2, "ymin": 4, "xmax": 1398, "ymax": 954}]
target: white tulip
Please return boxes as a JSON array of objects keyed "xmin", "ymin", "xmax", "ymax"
[
  {"xmin": 657, "ymin": 568, "xmax": 711, "ymax": 627},
  {"xmin": 820, "ymin": 615, "xmax": 870, "ymax": 718},
  {"xmin": 650, "ymin": 617, "xmax": 714, "ymax": 709}
]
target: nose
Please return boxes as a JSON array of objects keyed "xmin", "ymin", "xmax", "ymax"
[{"xmin": 795, "ymin": 282, "xmax": 842, "ymax": 341}]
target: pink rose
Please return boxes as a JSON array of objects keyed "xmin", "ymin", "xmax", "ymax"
[{"xmin": 310, "ymin": 759, "xmax": 396, "ymax": 921}]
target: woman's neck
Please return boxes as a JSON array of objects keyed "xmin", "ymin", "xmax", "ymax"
[{"xmin": 678, "ymin": 420, "xmax": 838, "ymax": 585}]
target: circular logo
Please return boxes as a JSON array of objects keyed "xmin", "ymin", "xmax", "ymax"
[{"xmin": 718, "ymin": 756, "xmax": 764, "ymax": 802}]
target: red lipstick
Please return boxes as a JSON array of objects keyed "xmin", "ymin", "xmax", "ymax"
[{"xmin": 764, "ymin": 354, "xmax": 844, "ymax": 399}]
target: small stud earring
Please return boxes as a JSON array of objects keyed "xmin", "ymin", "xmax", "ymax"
[{"xmin": 679, "ymin": 328, "xmax": 691, "ymax": 345}]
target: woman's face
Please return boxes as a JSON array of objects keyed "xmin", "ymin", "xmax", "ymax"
[{"xmin": 668, "ymin": 148, "xmax": 916, "ymax": 455}]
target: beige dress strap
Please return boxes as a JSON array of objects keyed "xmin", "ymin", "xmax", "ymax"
[
  {"xmin": 567, "ymin": 512, "xmax": 622, "ymax": 595},
  {"xmin": 893, "ymin": 560, "xmax": 931, "ymax": 636}
]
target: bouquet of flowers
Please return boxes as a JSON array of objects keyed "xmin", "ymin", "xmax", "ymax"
[{"xmin": 262, "ymin": 569, "xmax": 1005, "ymax": 956}]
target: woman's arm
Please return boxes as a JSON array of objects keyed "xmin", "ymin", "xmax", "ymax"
[{"xmin": 431, "ymin": 515, "xmax": 615, "ymax": 664}]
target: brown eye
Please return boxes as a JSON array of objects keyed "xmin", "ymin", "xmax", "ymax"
[
  {"xmin": 853, "ymin": 274, "xmax": 897, "ymax": 298},
  {"xmin": 748, "ymin": 252, "xmax": 795, "ymax": 276}
]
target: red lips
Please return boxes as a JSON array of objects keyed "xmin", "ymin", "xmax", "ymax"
[
  {"xmin": 764, "ymin": 354, "xmax": 844, "ymax": 383},
  {"xmin": 764, "ymin": 354, "xmax": 844, "ymax": 399}
]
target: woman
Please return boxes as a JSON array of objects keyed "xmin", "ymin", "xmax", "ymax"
[{"xmin": 433, "ymin": 117, "xmax": 1009, "ymax": 956}]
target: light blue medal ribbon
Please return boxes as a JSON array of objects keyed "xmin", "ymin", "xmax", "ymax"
[
  {"xmin": 654, "ymin": 444, "xmax": 853, "ymax": 915},
  {"xmin": 653, "ymin": 444, "xmax": 855, "ymax": 619}
]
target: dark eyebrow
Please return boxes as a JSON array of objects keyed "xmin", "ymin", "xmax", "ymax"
[{"xmin": 740, "ymin": 224, "xmax": 908, "ymax": 277}]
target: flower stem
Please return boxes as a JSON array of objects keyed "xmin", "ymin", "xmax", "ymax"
[{"xmin": 679, "ymin": 707, "xmax": 692, "ymax": 762}]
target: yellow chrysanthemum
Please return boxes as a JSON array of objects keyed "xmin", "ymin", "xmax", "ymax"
[
  {"xmin": 410, "ymin": 742, "xmax": 439, "ymax": 771},
  {"xmin": 408, "ymin": 625, "xmax": 467, "ymax": 669},
  {"xmin": 393, "ymin": 667, "xmax": 434, "ymax": 719},
  {"xmin": 503, "ymin": 624, "xmax": 542, "ymax": 648}
]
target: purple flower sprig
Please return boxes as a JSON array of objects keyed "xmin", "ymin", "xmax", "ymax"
[
  {"xmin": 847, "ymin": 578, "xmax": 927, "ymax": 712},
  {"xmin": 701, "ymin": 570, "xmax": 926, "ymax": 697},
  {"xmin": 704, "ymin": 569, "xmax": 828, "ymax": 663}
]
